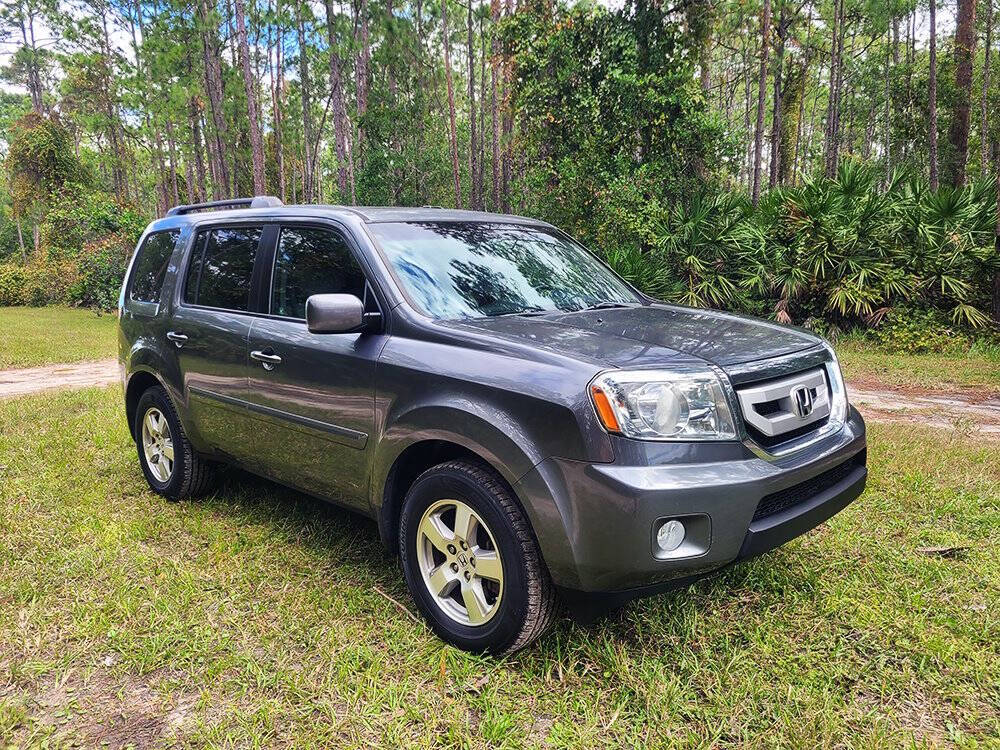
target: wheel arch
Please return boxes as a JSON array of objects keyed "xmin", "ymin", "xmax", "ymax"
[
  {"xmin": 124, "ymin": 368, "xmax": 167, "ymax": 439},
  {"xmin": 373, "ymin": 405, "xmax": 550, "ymax": 556}
]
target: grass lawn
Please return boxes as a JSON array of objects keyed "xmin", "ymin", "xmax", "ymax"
[
  {"xmin": 1, "ymin": 303, "xmax": 998, "ymax": 400},
  {"xmin": 0, "ymin": 307, "xmax": 118, "ymax": 369},
  {"xmin": 0, "ymin": 386, "xmax": 997, "ymax": 748},
  {"xmin": 836, "ymin": 338, "xmax": 1000, "ymax": 394}
]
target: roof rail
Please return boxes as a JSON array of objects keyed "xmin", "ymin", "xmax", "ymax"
[{"xmin": 165, "ymin": 196, "xmax": 284, "ymax": 217}]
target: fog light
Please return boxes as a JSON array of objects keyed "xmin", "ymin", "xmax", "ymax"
[{"xmin": 656, "ymin": 520, "xmax": 685, "ymax": 553}]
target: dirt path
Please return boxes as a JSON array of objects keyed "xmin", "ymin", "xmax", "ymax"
[
  {"xmin": 0, "ymin": 359, "xmax": 119, "ymax": 400},
  {"xmin": 848, "ymin": 385, "xmax": 1000, "ymax": 436},
  {"xmin": 1, "ymin": 359, "xmax": 999, "ymax": 436}
]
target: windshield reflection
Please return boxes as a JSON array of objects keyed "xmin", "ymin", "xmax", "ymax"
[{"xmin": 368, "ymin": 221, "xmax": 640, "ymax": 319}]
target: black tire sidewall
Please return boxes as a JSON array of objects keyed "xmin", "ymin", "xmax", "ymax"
[
  {"xmin": 134, "ymin": 387, "xmax": 187, "ymax": 500},
  {"xmin": 400, "ymin": 466, "xmax": 531, "ymax": 653}
]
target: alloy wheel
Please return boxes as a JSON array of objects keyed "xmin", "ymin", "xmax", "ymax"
[
  {"xmin": 141, "ymin": 407, "xmax": 174, "ymax": 483},
  {"xmin": 416, "ymin": 498, "xmax": 504, "ymax": 626}
]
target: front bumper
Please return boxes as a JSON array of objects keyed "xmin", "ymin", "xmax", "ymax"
[{"xmin": 516, "ymin": 406, "xmax": 867, "ymax": 596}]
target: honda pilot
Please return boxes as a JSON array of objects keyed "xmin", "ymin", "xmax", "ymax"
[{"xmin": 118, "ymin": 197, "xmax": 867, "ymax": 654}]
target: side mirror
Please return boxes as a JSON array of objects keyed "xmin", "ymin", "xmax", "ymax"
[{"xmin": 306, "ymin": 293, "xmax": 365, "ymax": 333}]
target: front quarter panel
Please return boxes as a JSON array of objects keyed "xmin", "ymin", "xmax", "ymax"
[{"xmin": 371, "ymin": 332, "xmax": 613, "ymax": 563}]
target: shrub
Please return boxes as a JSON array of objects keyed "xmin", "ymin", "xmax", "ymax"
[
  {"xmin": 41, "ymin": 185, "xmax": 145, "ymax": 261},
  {"xmin": 67, "ymin": 231, "xmax": 135, "ymax": 311},
  {"xmin": 0, "ymin": 260, "xmax": 75, "ymax": 306},
  {"xmin": 869, "ymin": 307, "xmax": 971, "ymax": 354}
]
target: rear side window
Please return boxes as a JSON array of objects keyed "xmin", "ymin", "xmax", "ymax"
[
  {"xmin": 129, "ymin": 230, "xmax": 180, "ymax": 304},
  {"xmin": 270, "ymin": 227, "xmax": 367, "ymax": 318},
  {"xmin": 183, "ymin": 226, "xmax": 261, "ymax": 311}
]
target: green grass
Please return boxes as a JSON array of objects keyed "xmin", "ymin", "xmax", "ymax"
[
  {"xmin": 836, "ymin": 337, "xmax": 1000, "ymax": 393},
  {"xmin": 0, "ymin": 303, "xmax": 997, "ymax": 400},
  {"xmin": 0, "ymin": 306, "xmax": 118, "ymax": 369},
  {"xmin": 1, "ymin": 386, "xmax": 998, "ymax": 748}
]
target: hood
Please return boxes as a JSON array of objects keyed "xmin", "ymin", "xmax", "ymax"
[{"xmin": 444, "ymin": 303, "xmax": 823, "ymax": 369}]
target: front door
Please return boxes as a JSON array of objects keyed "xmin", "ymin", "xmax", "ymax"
[
  {"xmin": 246, "ymin": 224, "xmax": 385, "ymax": 510},
  {"xmin": 168, "ymin": 225, "xmax": 265, "ymax": 466}
]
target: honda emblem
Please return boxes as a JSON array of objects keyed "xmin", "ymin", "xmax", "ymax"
[{"xmin": 791, "ymin": 386, "xmax": 814, "ymax": 418}]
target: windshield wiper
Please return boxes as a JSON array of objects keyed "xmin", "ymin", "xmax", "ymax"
[
  {"xmin": 496, "ymin": 307, "xmax": 551, "ymax": 318},
  {"xmin": 574, "ymin": 301, "xmax": 636, "ymax": 312}
]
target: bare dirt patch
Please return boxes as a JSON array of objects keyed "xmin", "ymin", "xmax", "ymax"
[
  {"xmin": 849, "ymin": 383, "xmax": 1000, "ymax": 436},
  {"xmin": 0, "ymin": 359, "xmax": 118, "ymax": 399},
  {"xmin": 5, "ymin": 666, "xmax": 198, "ymax": 749}
]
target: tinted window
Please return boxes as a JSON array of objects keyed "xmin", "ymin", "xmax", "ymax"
[
  {"xmin": 182, "ymin": 232, "xmax": 206, "ymax": 305},
  {"xmin": 270, "ymin": 227, "xmax": 366, "ymax": 318},
  {"xmin": 184, "ymin": 227, "xmax": 261, "ymax": 311},
  {"xmin": 367, "ymin": 222, "xmax": 638, "ymax": 319},
  {"xmin": 129, "ymin": 230, "xmax": 180, "ymax": 304}
]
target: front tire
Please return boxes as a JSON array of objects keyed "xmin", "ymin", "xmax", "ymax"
[
  {"xmin": 399, "ymin": 459, "xmax": 557, "ymax": 654},
  {"xmin": 134, "ymin": 385, "xmax": 214, "ymax": 501}
]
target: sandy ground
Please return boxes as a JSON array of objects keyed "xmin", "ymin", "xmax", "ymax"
[
  {"xmin": 0, "ymin": 358, "xmax": 119, "ymax": 400},
  {"xmin": 1, "ymin": 358, "xmax": 998, "ymax": 437}
]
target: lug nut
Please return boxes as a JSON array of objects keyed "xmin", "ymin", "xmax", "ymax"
[
  {"xmin": 447, "ymin": 544, "xmax": 456, "ymax": 554},
  {"xmin": 450, "ymin": 562, "xmax": 459, "ymax": 572},
  {"xmin": 464, "ymin": 571, "xmax": 471, "ymax": 581},
  {"xmin": 459, "ymin": 540, "xmax": 468, "ymax": 550}
]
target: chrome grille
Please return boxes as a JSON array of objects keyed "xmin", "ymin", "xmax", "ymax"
[{"xmin": 736, "ymin": 367, "xmax": 831, "ymax": 441}]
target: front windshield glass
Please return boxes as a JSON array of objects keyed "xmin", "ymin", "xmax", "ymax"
[{"xmin": 367, "ymin": 221, "xmax": 640, "ymax": 319}]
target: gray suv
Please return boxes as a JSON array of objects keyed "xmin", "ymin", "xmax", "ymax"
[{"xmin": 118, "ymin": 197, "xmax": 867, "ymax": 654}]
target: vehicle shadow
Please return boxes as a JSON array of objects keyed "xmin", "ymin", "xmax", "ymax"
[{"xmin": 191, "ymin": 465, "xmax": 800, "ymax": 658}]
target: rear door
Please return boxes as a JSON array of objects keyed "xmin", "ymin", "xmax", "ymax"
[
  {"xmin": 168, "ymin": 224, "xmax": 267, "ymax": 465},
  {"xmin": 246, "ymin": 223, "xmax": 386, "ymax": 511}
]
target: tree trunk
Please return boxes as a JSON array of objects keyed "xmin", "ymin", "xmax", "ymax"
[
  {"xmin": 414, "ymin": 0, "xmax": 425, "ymax": 201},
  {"xmin": 297, "ymin": 3, "xmax": 315, "ymax": 202},
  {"xmin": 467, "ymin": 0, "xmax": 479, "ymax": 210},
  {"xmin": 324, "ymin": 0, "xmax": 356, "ymax": 201},
  {"xmin": 15, "ymin": 217, "xmax": 26, "ymax": 262},
  {"xmin": 442, "ymin": 0, "xmax": 463, "ymax": 207},
  {"xmin": 947, "ymin": 0, "xmax": 977, "ymax": 187},
  {"xmin": 235, "ymin": 0, "xmax": 267, "ymax": 193},
  {"xmin": 199, "ymin": 0, "xmax": 232, "ymax": 197},
  {"xmin": 884, "ymin": 5, "xmax": 892, "ymax": 183},
  {"xmin": 769, "ymin": 4, "xmax": 787, "ymax": 188},
  {"xmin": 19, "ymin": 11, "xmax": 44, "ymax": 112},
  {"xmin": 824, "ymin": 0, "xmax": 844, "ymax": 178},
  {"xmin": 929, "ymin": 0, "xmax": 939, "ymax": 189},
  {"xmin": 355, "ymin": 0, "xmax": 370, "ymax": 167},
  {"xmin": 751, "ymin": 0, "xmax": 771, "ymax": 205},
  {"xmin": 791, "ymin": 0, "xmax": 813, "ymax": 184},
  {"xmin": 276, "ymin": 7, "xmax": 288, "ymax": 201},
  {"xmin": 479, "ymin": 11, "xmax": 487, "ymax": 206},
  {"xmin": 269, "ymin": 4, "xmax": 287, "ymax": 202},
  {"xmin": 501, "ymin": 0, "xmax": 513, "ymax": 211},
  {"xmin": 189, "ymin": 96, "xmax": 208, "ymax": 203},
  {"xmin": 779, "ymin": 59, "xmax": 805, "ymax": 185},
  {"xmin": 164, "ymin": 118, "xmax": 181, "ymax": 206},
  {"xmin": 490, "ymin": 0, "xmax": 501, "ymax": 210},
  {"xmin": 982, "ymin": 0, "xmax": 993, "ymax": 173}
]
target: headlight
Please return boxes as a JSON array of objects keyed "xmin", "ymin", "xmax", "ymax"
[
  {"xmin": 823, "ymin": 343, "xmax": 849, "ymax": 423},
  {"xmin": 590, "ymin": 368, "xmax": 737, "ymax": 440}
]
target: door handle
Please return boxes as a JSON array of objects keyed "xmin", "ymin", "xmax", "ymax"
[
  {"xmin": 250, "ymin": 350, "xmax": 282, "ymax": 370},
  {"xmin": 166, "ymin": 331, "xmax": 188, "ymax": 347}
]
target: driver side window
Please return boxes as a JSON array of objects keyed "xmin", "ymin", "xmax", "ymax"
[{"xmin": 270, "ymin": 227, "xmax": 367, "ymax": 319}]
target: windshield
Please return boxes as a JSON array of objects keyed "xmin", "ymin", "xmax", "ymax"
[{"xmin": 367, "ymin": 221, "xmax": 640, "ymax": 319}]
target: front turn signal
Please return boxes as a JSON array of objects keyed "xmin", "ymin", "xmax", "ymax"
[{"xmin": 590, "ymin": 384, "xmax": 621, "ymax": 434}]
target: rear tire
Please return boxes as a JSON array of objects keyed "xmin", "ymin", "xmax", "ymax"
[
  {"xmin": 399, "ymin": 459, "xmax": 557, "ymax": 654},
  {"xmin": 134, "ymin": 385, "xmax": 214, "ymax": 501}
]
